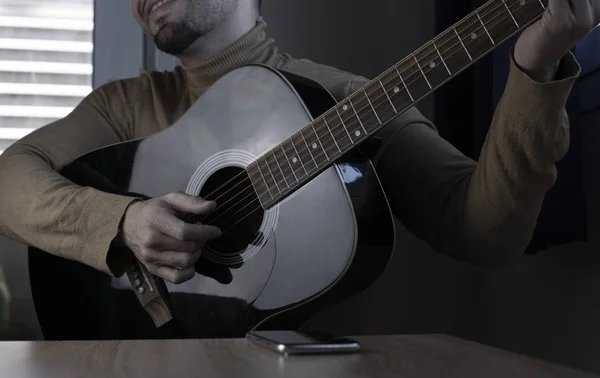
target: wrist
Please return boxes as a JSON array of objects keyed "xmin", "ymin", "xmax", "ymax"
[
  {"xmin": 513, "ymin": 45, "xmax": 561, "ymax": 83},
  {"xmin": 513, "ymin": 53, "xmax": 560, "ymax": 83},
  {"xmin": 107, "ymin": 199, "xmax": 143, "ymax": 276},
  {"xmin": 518, "ymin": 60, "xmax": 560, "ymax": 83},
  {"xmin": 120, "ymin": 199, "xmax": 144, "ymax": 247}
]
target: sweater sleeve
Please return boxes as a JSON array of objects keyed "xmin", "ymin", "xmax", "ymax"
[
  {"xmin": 373, "ymin": 50, "xmax": 581, "ymax": 266},
  {"xmin": 0, "ymin": 79, "xmax": 143, "ymax": 276}
]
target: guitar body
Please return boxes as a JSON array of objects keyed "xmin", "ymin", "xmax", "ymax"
[{"xmin": 28, "ymin": 64, "xmax": 396, "ymax": 340}]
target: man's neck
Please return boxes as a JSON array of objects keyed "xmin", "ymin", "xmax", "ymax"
[{"xmin": 177, "ymin": 6, "xmax": 259, "ymax": 67}]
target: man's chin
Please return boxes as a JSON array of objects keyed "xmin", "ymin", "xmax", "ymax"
[{"xmin": 154, "ymin": 24, "xmax": 199, "ymax": 56}]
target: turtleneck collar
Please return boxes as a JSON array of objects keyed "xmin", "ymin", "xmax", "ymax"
[{"xmin": 178, "ymin": 17, "xmax": 281, "ymax": 98}]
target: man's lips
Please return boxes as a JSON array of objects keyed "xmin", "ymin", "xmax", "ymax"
[{"xmin": 146, "ymin": 0, "xmax": 176, "ymax": 19}]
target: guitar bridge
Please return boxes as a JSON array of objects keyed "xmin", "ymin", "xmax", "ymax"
[{"xmin": 125, "ymin": 261, "xmax": 174, "ymax": 327}]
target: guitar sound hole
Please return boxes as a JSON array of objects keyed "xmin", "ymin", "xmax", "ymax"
[{"xmin": 198, "ymin": 166, "xmax": 265, "ymax": 255}]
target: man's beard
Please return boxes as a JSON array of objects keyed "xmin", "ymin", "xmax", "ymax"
[{"xmin": 154, "ymin": 20, "xmax": 201, "ymax": 56}]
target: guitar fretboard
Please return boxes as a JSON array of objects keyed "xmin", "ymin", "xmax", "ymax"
[{"xmin": 248, "ymin": 0, "xmax": 547, "ymax": 209}]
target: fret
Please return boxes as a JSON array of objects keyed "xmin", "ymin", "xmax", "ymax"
[
  {"xmin": 363, "ymin": 88, "xmax": 381, "ymax": 124},
  {"xmin": 322, "ymin": 109, "xmax": 354, "ymax": 151},
  {"xmin": 313, "ymin": 124, "xmax": 331, "ymax": 160},
  {"xmin": 396, "ymin": 57, "xmax": 429, "ymax": 101},
  {"xmin": 265, "ymin": 150, "xmax": 291, "ymax": 189},
  {"xmin": 501, "ymin": 0, "xmax": 520, "ymax": 27},
  {"xmin": 479, "ymin": 0, "xmax": 519, "ymax": 44},
  {"xmin": 344, "ymin": 91, "xmax": 381, "ymax": 135},
  {"xmin": 257, "ymin": 157, "xmax": 280, "ymax": 195},
  {"xmin": 335, "ymin": 108, "xmax": 354, "ymax": 145},
  {"xmin": 313, "ymin": 117, "xmax": 342, "ymax": 158},
  {"xmin": 510, "ymin": 0, "xmax": 546, "ymax": 27},
  {"xmin": 475, "ymin": 10, "xmax": 495, "ymax": 44},
  {"xmin": 348, "ymin": 98, "xmax": 368, "ymax": 134},
  {"xmin": 333, "ymin": 103, "xmax": 364, "ymax": 145},
  {"xmin": 291, "ymin": 132, "xmax": 317, "ymax": 174},
  {"xmin": 301, "ymin": 123, "xmax": 330, "ymax": 167},
  {"xmin": 537, "ymin": 0, "xmax": 545, "ymax": 9},
  {"xmin": 281, "ymin": 138, "xmax": 309, "ymax": 181},
  {"xmin": 377, "ymin": 78, "xmax": 398, "ymax": 113},
  {"xmin": 378, "ymin": 68, "xmax": 414, "ymax": 115},
  {"xmin": 412, "ymin": 54, "xmax": 432, "ymax": 89},
  {"xmin": 454, "ymin": 12, "xmax": 494, "ymax": 61},
  {"xmin": 357, "ymin": 81, "xmax": 397, "ymax": 129},
  {"xmin": 453, "ymin": 27, "xmax": 472, "ymax": 61},
  {"xmin": 434, "ymin": 30, "xmax": 472, "ymax": 75},
  {"xmin": 394, "ymin": 66, "xmax": 414, "ymax": 102},
  {"xmin": 246, "ymin": 164, "xmax": 272, "ymax": 206},
  {"xmin": 414, "ymin": 42, "xmax": 451, "ymax": 90},
  {"xmin": 278, "ymin": 144, "xmax": 299, "ymax": 182},
  {"xmin": 299, "ymin": 128, "xmax": 316, "ymax": 164},
  {"xmin": 432, "ymin": 41, "xmax": 452, "ymax": 76},
  {"xmin": 265, "ymin": 156, "xmax": 284, "ymax": 193},
  {"xmin": 320, "ymin": 117, "xmax": 343, "ymax": 154}
]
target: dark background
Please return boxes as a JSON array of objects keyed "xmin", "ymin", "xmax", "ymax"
[{"xmin": 262, "ymin": 0, "xmax": 600, "ymax": 373}]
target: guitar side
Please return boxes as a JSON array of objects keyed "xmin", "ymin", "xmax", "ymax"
[{"xmin": 27, "ymin": 65, "xmax": 395, "ymax": 340}]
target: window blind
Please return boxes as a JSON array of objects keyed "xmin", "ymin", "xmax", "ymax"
[{"xmin": 0, "ymin": 0, "xmax": 94, "ymax": 153}]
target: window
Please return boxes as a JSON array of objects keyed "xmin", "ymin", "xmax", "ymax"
[{"xmin": 0, "ymin": 0, "xmax": 94, "ymax": 154}]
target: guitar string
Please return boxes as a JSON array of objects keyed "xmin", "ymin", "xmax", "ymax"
[
  {"xmin": 201, "ymin": 0, "xmax": 537, "ymax": 228},
  {"xmin": 200, "ymin": 0, "xmax": 539, "ymax": 230},
  {"xmin": 192, "ymin": 0, "xmax": 534, "ymax": 214},
  {"xmin": 242, "ymin": 0, "xmax": 540, "ymax": 189},
  {"xmin": 196, "ymin": 0, "xmax": 536, "ymax": 223},
  {"xmin": 194, "ymin": 2, "xmax": 543, "ymax": 227}
]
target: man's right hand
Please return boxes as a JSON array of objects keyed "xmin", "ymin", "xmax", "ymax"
[{"xmin": 121, "ymin": 191, "xmax": 222, "ymax": 284}]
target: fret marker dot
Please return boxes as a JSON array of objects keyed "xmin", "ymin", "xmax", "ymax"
[
  {"xmin": 342, "ymin": 104, "xmax": 348, "ymax": 111},
  {"xmin": 311, "ymin": 143, "xmax": 318, "ymax": 149},
  {"xmin": 429, "ymin": 62, "xmax": 436, "ymax": 68},
  {"xmin": 292, "ymin": 157, "xmax": 298, "ymax": 163},
  {"xmin": 393, "ymin": 87, "xmax": 400, "ymax": 93},
  {"xmin": 471, "ymin": 32, "xmax": 477, "ymax": 40},
  {"xmin": 519, "ymin": 0, "xmax": 525, "ymax": 5},
  {"xmin": 355, "ymin": 130, "xmax": 361, "ymax": 137}
]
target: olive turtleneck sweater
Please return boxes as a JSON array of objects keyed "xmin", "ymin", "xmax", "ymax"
[{"xmin": 0, "ymin": 17, "xmax": 580, "ymax": 291}]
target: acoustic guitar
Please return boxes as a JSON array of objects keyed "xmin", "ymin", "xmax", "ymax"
[{"xmin": 29, "ymin": 0, "xmax": 548, "ymax": 340}]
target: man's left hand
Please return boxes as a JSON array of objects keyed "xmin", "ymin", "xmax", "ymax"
[{"xmin": 514, "ymin": 0, "xmax": 599, "ymax": 81}]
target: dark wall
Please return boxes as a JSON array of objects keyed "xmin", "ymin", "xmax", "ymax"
[
  {"xmin": 262, "ymin": 0, "xmax": 436, "ymax": 119},
  {"xmin": 263, "ymin": 0, "xmax": 600, "ymax": 374}
]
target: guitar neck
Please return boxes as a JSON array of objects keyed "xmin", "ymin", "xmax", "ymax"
[{"xmin": 248, "ymin": 0, "xmax": 547, "ymax": 209}]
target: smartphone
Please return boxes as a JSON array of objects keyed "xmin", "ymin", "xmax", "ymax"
[{"xmin": 246, "ymin": 330, "xmax": 360, "ymax": 355}]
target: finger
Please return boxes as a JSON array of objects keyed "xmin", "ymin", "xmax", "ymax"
[
  {"xmin": 152, "ymin": 264, "xmax": 195, "ymax": 284},
  {"xmin": 156, "ymin": 212, "xmax": 222, "ymax": 242},
  {"xmin": 135, "ymin": 245, "xmax": 200, "ymax": 267},
  {"xmin": 548, "ymin": 0, "xmax": 570, "ymax": 13},
  {"xmin": 570, "ymin": 0, "xmax": 592, "ymax": 19},
  {"xmin": 139, "ymin": 229, "xmax": 201, "ymax": 252},
  {"xmin": 163, "ymin": 191, "xmax": 217, "ymax": 215},
  {"xmin": 155, "ymin": 250, "xmax": 202, "ymax": 270},
  {"xmin": 160, "ymin": 236, "xmax": 202, "ymax": 252}
]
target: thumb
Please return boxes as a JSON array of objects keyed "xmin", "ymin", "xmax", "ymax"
[{"xmin": 162, "ymin": 191, "xmax": 217, "ymax": 214}]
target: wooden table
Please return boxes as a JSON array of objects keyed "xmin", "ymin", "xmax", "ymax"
[{"xmin": 0, "ymin": 334, "xmax": 596, "ymax": 378}]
